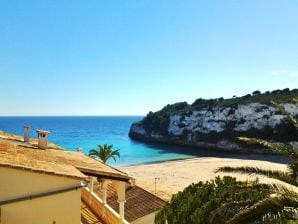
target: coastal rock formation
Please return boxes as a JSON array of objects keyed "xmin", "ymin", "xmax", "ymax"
[{"xmin": 129, "ymin": 89, "xmax": 298, "ymax": 153}]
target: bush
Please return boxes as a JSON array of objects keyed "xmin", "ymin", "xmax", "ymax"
[
  {"xmin": 155, "ymin": 176, "xmax": 270, "ymax": 224},
  {"xmin": 143, "ymin": 111, "xmax": 170, "ymax": 135},
  {"xmin": 140, "ymin": 89, "xmax": 298, "ymax": 137},
  {"xmin": 252, "ymin": 90, "xmax": 261, "ymax": 95}
]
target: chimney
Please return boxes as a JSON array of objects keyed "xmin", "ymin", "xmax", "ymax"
[
  {"xmin": 36, "ymin": 129, "xmax": 50, "ymax": 149},
  {"xmin": 75, "ymin": 147, "xmax": 83, "ymax": 153},
  {"xmin": 23, "ymin": 125, "xmax": 30, "ymax": 143},
  {"xmin": 130, "ymin": 178, "xmax": 136, "ymax": 187}
]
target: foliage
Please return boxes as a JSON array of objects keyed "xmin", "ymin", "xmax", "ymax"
[
  {"xmin": 216, "ymin": 166, "xmax": 297, "ymax": 186},
  {"xmin": 155, "ymin": 176, "xmax": 271, "ymax": 224},
  {"xmin": 142, "ymin": 102, "xmax": 189, "ymax": 135},
  {"xmin": 191, "ymin": 88, "xmax": 297, "ymax": 109},
  {"xmin": 88, "ymin": 144, "xmax": 120, "ymax": 163},
  {"xmin": 215, "ymin": 101, "xmax": 298, "ymax": 223},
  {"xmin": 141, "ymin": 89, "xmax": 298, "ymax": 135},
  {"xmin": 155, "ymin": 100, "xmax": 298, "ymax": 223},
  {"xmin": 252, "ymin": 90, "xmax": 261, "ymax": 96}
]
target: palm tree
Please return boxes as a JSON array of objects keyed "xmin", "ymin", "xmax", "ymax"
[
  {"xmin": 156, "ymin": 99, "xmax": 298, "ymax": 224},
  {"xmin": 88, "ymin": 144, "xmax": 120, "ymax": 163},
  {"xmin": 215, "ymin": 99, "xmax": 298, "ymax": 223}
]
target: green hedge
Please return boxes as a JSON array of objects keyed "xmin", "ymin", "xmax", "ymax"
[{"xmin": 155, "ymin": 176, "xmax": 270, "ymax": 224}]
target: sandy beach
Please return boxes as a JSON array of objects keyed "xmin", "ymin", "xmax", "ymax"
[{"xmin": 120, "ymin": 154, "xmax": 290, "ymax": 201}]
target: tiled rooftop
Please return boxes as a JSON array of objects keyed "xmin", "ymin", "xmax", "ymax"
[
  {"xmin": 0, "ymin": 131, "xmax": 129, "ymax": 181},
  {"xmin": 95, "ymin": 183, "xmax": 166, "ymax": 222}
]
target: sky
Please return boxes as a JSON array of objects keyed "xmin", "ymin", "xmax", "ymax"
[{"xmin": 0, "ymin": 0, "xmax": 297, "ymax": 116}]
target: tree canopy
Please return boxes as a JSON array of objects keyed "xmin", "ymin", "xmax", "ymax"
[
  {"xmin": 155, "ymin": 99, "xmax": 298, "ymax": 223},
  {"xmin": 88, "ymin": 144, "xmax": 120, "ymax": 163}
]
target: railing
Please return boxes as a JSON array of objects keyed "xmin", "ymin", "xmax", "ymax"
[{"xmin": 81, "ymin": 187, "xmax": 129, "ymax": 224}]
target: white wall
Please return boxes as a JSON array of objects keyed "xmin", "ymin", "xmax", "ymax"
[
  {"xmin": 131, "ymin": 212, "xmax": 157, "ymax": 224},
  {"xmin": 0, "ymin": 167, "xmax": 82, "ymax": 224}
]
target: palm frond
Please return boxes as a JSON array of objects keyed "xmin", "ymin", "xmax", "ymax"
[
  {"xmin": 226, "ymin": 194, "xmax": 298, "ymax": 224},
  {"xmin": 216, "ymin": 166, "xmax": 297, "ymax": 186},
  {"xmin": 239, "ymin": 137, "xmax": 298, "ymax": 160},
  {"xmin": 270, "ymin": 183, "xmax": 298, "ymax": 199},
  {"xmin": 107, "ymin": 144, "xmax": 113, "ymax": 149},
  {"xmin": 88, "ymin": 149, "xmax": 98, "ymax": 156},
  {"xmin": 111, "ymin": 149, "xmax": 120, "ymax": 157},
  {"xmin": 109, "ymin": 149, "xmax": 120, "ymax": 161},
  {"xmin": 288, "ymin": 162, "xmax": 298, "ymax": 181},
  {"xmin": 89, "ymin": 144, "xmax": 120, "ymax": 163},
  {"xmin": 208, "ymin": 200, "xmax": 255, "ymax": 224}
]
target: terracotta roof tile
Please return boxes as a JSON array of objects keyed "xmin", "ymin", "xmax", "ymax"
[
  {"xmin": 0, "ymin": 131, "xmax": 129, "ymax": 181},
  {"xmin": 95, "ymin": 183, "xmax": 166, "ymax": 222}
]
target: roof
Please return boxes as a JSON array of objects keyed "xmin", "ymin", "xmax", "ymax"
[
  {"xmin": 0, "ymin": 130, "xmax": 64, "ymax": 150},
  {"xmin": 94, "ymin": 183, "xmax": 166, "ymax": 222},
  {"xmin": 0, "ymin": 131, "xmax": 129, "ymax": 181},
  {"xmin": 81, "ymin": 200, "xmax": 104, "ymax": 224}
]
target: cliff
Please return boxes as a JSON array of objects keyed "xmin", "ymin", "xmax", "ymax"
[{"xmin": 129, "ymin": 89, "xmax": 298, "ymax": 153}]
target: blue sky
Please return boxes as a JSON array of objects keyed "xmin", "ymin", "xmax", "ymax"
[{"xmin": 0, "ymin": 0, "xmax": 297, "ymax": 115}]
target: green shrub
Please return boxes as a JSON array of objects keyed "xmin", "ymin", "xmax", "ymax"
[
  {"xmin": 140, "ymin": 89, "xmax": 298, "ymax": 138},
  {"xmin": 155, "ymin": 176, "xmax": 270, "ymax": 224}
]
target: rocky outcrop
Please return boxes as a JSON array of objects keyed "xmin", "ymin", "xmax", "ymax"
[{"xmin": 129, "ymin": 103, "xmax": 298, "ymax": 153}]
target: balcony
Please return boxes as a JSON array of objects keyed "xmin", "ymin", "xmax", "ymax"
[
  {"xmin": 81, "ymin": 178, "xmax": 130, "ymax": 224},
  {"xmin": 81, "ymin": 200, "xmax": 104, "ymax": 224}
]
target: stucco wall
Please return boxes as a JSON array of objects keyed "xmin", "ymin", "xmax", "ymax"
[
  {"xmin": 131, "ymin": 212, "xmax": 157, "ymax": 224},
  {"xmin": 0, "ymin": 167, "xmax": 82, "ymax": 224}
]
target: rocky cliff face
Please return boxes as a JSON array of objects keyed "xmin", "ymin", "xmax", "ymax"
[{"xmin": 129, "ymin": 102, "xmax": 298, "ymax": 153}]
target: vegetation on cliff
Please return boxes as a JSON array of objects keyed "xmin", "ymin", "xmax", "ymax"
[
  {"xmin": 191, "ymin": 88, "xmax": 297, "ymax": 110},
  {"xmin": 155, "ymin": 176, "xmax": 271, "ymax": 224},
  {"xmin": 155, "ymin": 101, "xmax": 298, "ymax": 224},
  {"xmin": 132, "ymin": 89, "xmax": 298, "ymax": 144}
]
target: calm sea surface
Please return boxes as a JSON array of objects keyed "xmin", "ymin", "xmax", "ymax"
[{"xmin": 0, "ymin": 116, "xmax": 229, "ymax": 166}]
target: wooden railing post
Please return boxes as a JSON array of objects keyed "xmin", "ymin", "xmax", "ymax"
[{"xmin": 115, "ymin": 181, "xmax": 126, "ymax": 223}]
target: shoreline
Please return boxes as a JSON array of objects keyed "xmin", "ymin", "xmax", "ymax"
[
  {"xmin": 117, "ymin": 156, "xmax": 198, "ymax": 167},
  {"xmin": 118, "ymin": 152, "xmax": 291, "ymax": 168},
  {"xmin": 120, "ymin": 154, "xmax": 290, "ymax": 201},
  {"xmin": 129, "ymin": 134, "xmax": 273, "ymax": 155}
]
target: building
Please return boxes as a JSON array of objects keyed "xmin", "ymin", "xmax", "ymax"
[
  {"xmin": 94, "ymin": 182, "xmax": 166, "ymax": 224},
  {"xmin": 0, "ymin": 129, "xmax": 165, "ymax": 224}
]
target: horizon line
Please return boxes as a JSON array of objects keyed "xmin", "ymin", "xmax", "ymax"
[{"xmin": 0, "ymin": 115, "xmax": 145, "ymax": 117}]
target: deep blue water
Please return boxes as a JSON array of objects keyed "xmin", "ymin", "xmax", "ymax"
[{"xmin": 0, "ymin": 116, "xmax": 230, "ymax": 166}]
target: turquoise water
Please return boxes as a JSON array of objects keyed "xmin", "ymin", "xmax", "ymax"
[{"xmin": 0, "ymin": 116, "xmax": 226, "ymax": 166}]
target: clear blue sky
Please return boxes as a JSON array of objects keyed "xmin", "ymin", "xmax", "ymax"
[{"xmin": 0, "ymin": 0, "xmax": 297, "ymax": 116}]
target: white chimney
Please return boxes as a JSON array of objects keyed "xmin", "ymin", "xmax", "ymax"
[
  {"xmin": 23, "ymin": 125, "xmax": 30, "ymax": 143},
  {"xmin": 130, "ymin": 178, "xmax": 136, "ymax": 187},
  {"xmin": 36, "ymin": 129, "xmax": 50, "ymax": 149}
]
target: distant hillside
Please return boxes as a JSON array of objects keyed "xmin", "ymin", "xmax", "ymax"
[{"xmin": 129, "ymin": 89, "xmax": 298, "ymax": 153}]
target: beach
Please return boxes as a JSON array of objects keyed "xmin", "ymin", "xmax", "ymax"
[{"xmin": 120, "ymin": 155, "xmax": 290, "ymax": 201}]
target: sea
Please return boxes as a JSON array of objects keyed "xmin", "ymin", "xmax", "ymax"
[{"xmin": 0, "ymin": 116, "xmax": 230, "ymax": 167}]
